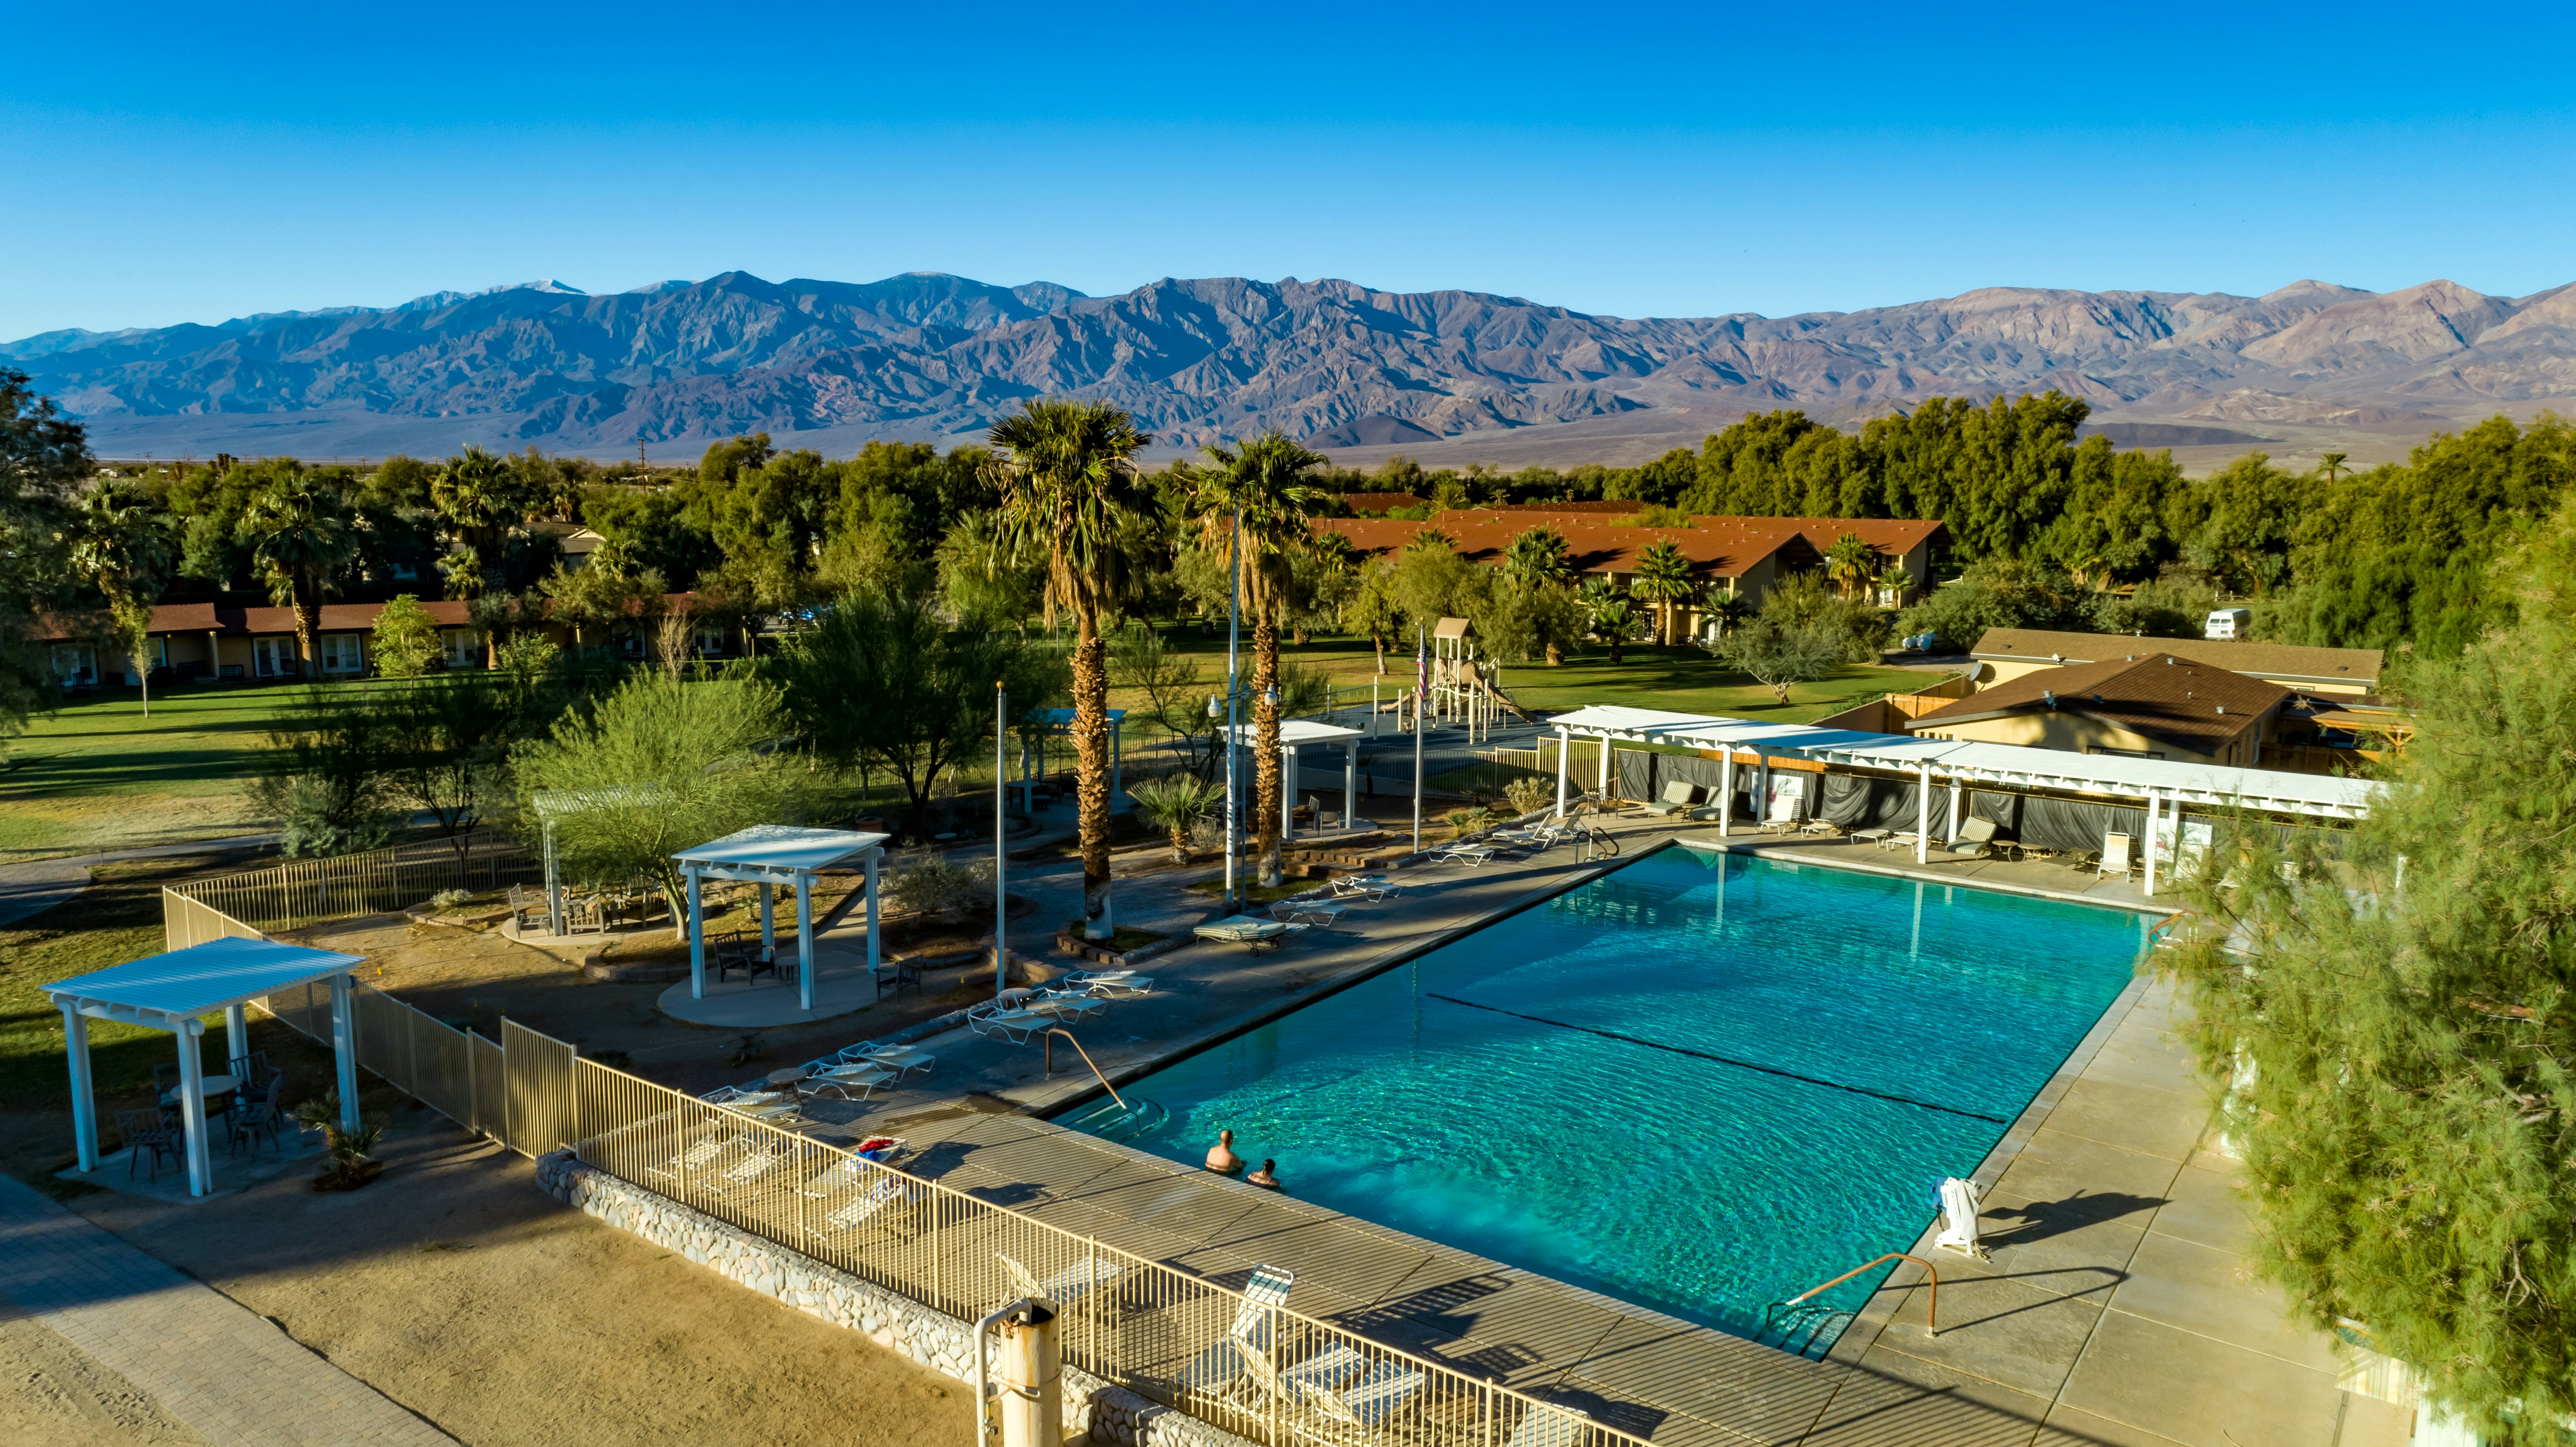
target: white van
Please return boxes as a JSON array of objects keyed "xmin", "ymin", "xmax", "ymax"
[{"xmin": 2204, "ymin": 609, "xmax": 2252, "ymax": 640}]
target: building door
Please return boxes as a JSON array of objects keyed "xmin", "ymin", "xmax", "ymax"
[{"xmin": 253, "ymin": 638, "xmax": 297, "ymax": 678}]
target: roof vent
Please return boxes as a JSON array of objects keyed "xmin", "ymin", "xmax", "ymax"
[
  {"xmin": 2216, "ymin": 704, "xmax": 2227, "ymax": 714},
  {"xmin": 2042, "ymin": 689, "xmax": 2056, "ymax": 709},
  {"xmin": 2166, "ymin": 656, "xmax": 2175, "ymax": 665}
]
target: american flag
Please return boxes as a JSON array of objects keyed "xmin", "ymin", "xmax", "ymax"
[{"xmin": 1415, "ymin": 633, "xmax": 1429, "ymax": 717}]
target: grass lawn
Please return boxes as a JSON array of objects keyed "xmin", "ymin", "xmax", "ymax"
[{"xmin": 0, "ymin": 679, "xmax": 405, "ymax": 860}]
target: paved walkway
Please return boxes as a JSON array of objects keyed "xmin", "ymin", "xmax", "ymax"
[
  {"xmin": 0, "ymin": 833, "xmax": 282, "ymax": 928},
  {"xmin": 0, "ymin": 1173, "xmax": 455, "ymax": 1447}
]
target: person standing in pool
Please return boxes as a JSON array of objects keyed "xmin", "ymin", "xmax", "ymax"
[
  {"xmin": 1205, "ymin": 1128, "xmax": 1244, "ymax": 1175},
  {"xmin": 1247, "ymin": 1159, "xmax": 1281, "ymax": 1190}
]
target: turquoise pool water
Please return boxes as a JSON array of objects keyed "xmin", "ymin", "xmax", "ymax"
[{"xmin": 1070, "ymin": 846, "xmax": 2148, "ymax": 1347}]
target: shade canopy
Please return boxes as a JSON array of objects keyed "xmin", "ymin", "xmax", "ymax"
[
  {"xmin": 1224, "ymin": 719, "xmax": 1363, "ymax": 746},
  {"xmin": 531, "ymin": 784, "xmax": 663, "ymax": 818},
  {"xmin": 45, "ymin": 937, "xmax": 366, "ymax": 1033},
  {"xmin": 674, "ymin": 824, "xmax": 889, "ymax": 881},
  {"xmin": 1025, "ymin": 707, "xmax": 1127, "ymax": 730}
]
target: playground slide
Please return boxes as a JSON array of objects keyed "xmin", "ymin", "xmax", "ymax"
[{"xmin": 1478, "ymin": 675, "xmax": 1538, "ymax": 724}]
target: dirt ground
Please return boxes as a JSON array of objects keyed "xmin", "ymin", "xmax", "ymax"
[
  {"xmin": 61, "ymin": 1105, "xmax": 974, "ymax": 1447},
  {"xmin": 0, "ymin": 1300, "xmax": 205, "ymax": 1447}
]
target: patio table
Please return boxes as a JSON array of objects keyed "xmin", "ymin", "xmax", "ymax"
[{"xmin": 160, "ymin": 1073, "xmax": 237, "ymax": 1110}]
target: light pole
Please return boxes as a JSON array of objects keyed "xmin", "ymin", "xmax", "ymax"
[{"xmin": 1223, "ymin": 504, "xmax": 1243, "ymax": 914}]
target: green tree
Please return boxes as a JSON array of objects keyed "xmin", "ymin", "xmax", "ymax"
[
  {"xmin": 67, "ymin": 482, "xmax": 175, "ymax": 716},
  {"xmin": 1711, "ymin": 616, "xmax": 1845, "ymax": 705},
  {"xmin": 1191, "ymin": 431, "xmax": 1328, "ymax": 887},
  {"xmin": 240, "ymin": 473, "xmax": 358, "ymax": 674},
  {"xmin": 1342, "ymin": 559, "xmax": 1405, "ymax": 674},
  {"xmin": 1629, "ymin": 538, "xmax": 1696, "ymax": 646},
  {"xmin": 370, "ymin": 595, "xmax": 442, "ymax": 678},
  {"xmin": 371, "ymin": 675, "xmax": 517, "ymax": 867},
  {"xmin": 1578, "ymin": 576, "xmax": 1642, "ymax": 665},
  {"xmin": 514, "ymin": 673, "xmax": 790, "ymax": 937},
  {"xmin": 251, "ymin": 692, "xmax": 396, "ymax": 857},
  {"xmin": 1109, "ymin": 623, "xmax": 1213, "ymax": 778},
  {"xmin": 1, "ymin": 373, "xmax": 86, "ymax": 736},
  {"xmin": 1129, "ymin": 772, "xmax": 1220, "ymax": 864},
  {"xmin": 431, "ymin": 445, "xmax": 532, "ymax": 597},
  {"xmin": 986, "ymin": 399, "xmax": 1154, "ymax": 939},
  {"xmin": 936, "ymin": 510, "xmax": 1047, "ymax": 633},
  {"xmin": 779, "ymin": 584, "xmax": 1064, "ymax": 841},
  {"xmin": 1823, "ymin": 532, "xmax": 1885, "ymax": 601},
  {"xmin": 1503, "ymin": 526, "xmax": 1575, "ymax": 586},
  {"xmin": 2164, "ymin": 506, "xmax": 2576, "ymax": 1442}
]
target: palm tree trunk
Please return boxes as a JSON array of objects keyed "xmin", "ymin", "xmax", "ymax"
[
  {"xmin": 1071, "ymin": 605, "xmax": 1115, "ymax": 940},
  {"xmin": 1253, "ymin": 607, "xmax": 1283, "ymax": 888},
  {"xmin": 294, "ymin": 585, "xmax": 321, "ymax": 678}
]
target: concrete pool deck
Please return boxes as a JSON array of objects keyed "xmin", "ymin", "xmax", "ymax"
[{"xmin": 726, "ymin": 818, "xmax": 2407, "ymax": 1445}]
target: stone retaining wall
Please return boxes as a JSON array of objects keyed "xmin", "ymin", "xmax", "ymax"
[{"xmin": 534, "ymin": 1152, "xmax": 1250, "ymax": 1447}]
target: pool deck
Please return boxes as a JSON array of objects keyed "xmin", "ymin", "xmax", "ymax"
[{"xmin": 769, "ymin": 816, "xmax": 2407, "ymax": 1446}]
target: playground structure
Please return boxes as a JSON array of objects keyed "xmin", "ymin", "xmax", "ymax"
[{"xmin": 1355, "ymin": 617, "xmax": 1537, "ymax": 744}]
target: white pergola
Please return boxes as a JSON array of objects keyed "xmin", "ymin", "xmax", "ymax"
[
  {"xmin": 1224, "ymin": 718, "xmax": 1366, "ymax": 838},
  {"xmin": 530, "ymin": 784, "xmax": 661, "ymax": 936},
  {"xmin": 1545, "ymin": 704, "xmax": 2380, "ymax": 897},
  {"xmin": 46, "ymin": 937, "xmax": 366, "ymax": 1198},
  {"xmin": 674, "ymin": 825, "xmax": 891, "ymax": 1010}
]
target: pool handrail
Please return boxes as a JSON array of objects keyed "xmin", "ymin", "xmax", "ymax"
[
  {"xmin": 1043, "ymin": 1027, "xmax": 1128, "ymax": 1110},
  {"xmin": 1783, "ymin": 1251, "xmax": 1942, "ymax": 1336}
]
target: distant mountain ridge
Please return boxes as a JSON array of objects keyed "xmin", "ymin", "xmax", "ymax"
[{"xmin": 12, "ymin": 269, "xmax": 2576, "ymax": 461}]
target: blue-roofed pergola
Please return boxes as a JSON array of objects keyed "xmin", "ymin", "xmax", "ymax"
[
  {"xmin": 673, "ymin": 825, "xmax": 891, "ymax": 1010},
  {"xmin": 45, "ymin": 937, "xmax": 367, "ymax": 1198},
  {"xmin": 1017, "ymin": 707, "xmax": 1124, "ymax": 811}
]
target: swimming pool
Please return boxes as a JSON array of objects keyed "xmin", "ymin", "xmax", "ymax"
[{"xmin": 1068, "ymin": 844, "xmax": 2149, "ymax": 1350}]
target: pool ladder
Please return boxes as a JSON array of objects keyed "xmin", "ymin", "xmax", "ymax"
[
  {"xmin": 1756, "ymin": 1252, "xmax": 1942, "ymax": 1360},
  {"xmin": 1061, "ymin": 1094, "xmax": 1169, "ymax": 1144}
]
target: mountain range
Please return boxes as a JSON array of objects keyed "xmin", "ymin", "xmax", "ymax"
[{"xmin": 12, "ymin": 270, "xmax": 2575, "ymax": 467}]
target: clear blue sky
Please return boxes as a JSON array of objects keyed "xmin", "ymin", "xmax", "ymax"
[{"xmin": 6, "ymin": 0, "xmax": 2575, "ymax": 340}]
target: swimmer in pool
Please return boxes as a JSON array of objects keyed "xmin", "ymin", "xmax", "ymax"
[
  {"xmin": 1205, "ymin": 1128, "xmax": 1244, "ymax": 1175},
  {"xmin": 1247, "ymin": 1159, "xmax": 1281, "ymax": 1190}
]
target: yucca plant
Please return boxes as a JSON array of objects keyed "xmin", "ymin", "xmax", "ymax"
[
  {"xmin": 294, "ymin": 1094, "xmax": 386, "ymax": 1191},
  {"xmin": 1131, "ymin": 772, "xmax": 1220, "ymax": 864}
]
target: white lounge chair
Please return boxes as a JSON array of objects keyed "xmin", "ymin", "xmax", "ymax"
[
  {"xmin": 1310, "ymin": 1358, "xmax": 1426, "ymax": 1438},
  {"xmin": 711, "ymin": 1136, "xmax": 796, "ymax": 1192},
  {"xmin": 1195, "ymin": 916, "xmax": 1302, "ymax": 952},
  {"xmin": 803, "ymin": 1170, "xmax": 922, "ymax": 1243},
  {"xmin": 1432, "ymin": 842, "xmax": 1497, "ymax": 868},
  {"xmin": 841, "ymin": 1041, "xmax": 937, "ymax": 1077},
  {"xmin": 2098, "ymin": 832, "xmax": 2137, "ymax": 881},
  {"xmin": 1065, "ymin": 970, "xmax": 1153, "ymax": 998},
  {"xmin": 1029, "ymin": 988, "xmax": 1108, "ymax": 1023},
  {"xmin": 798, "ymin": 1064, "xmax": 897, "ymax": 1101},
  {"xmin": 968, "ymin": 996, "xmax": 1050, "ymax": 1042},
  {"xmin": 1641, "ymin": 780, "xmax": 1700, "ymax": 817},
  {"xmin": 1507, "ymin": 1403, "xmax": 1593, "ymax": 1447},
  {"xmin": 998, "ymin": 1251, "xmax": 1125, "ymax": 1307},
  {"xmin": 1270, "ymin": 896, "xmax": 1347, "ymax": 926},
  {"xmin": 1943, "ymin": 815, "xmax": 1999, "ymax": 859},
  {"xmin": 1328, "ymin": 874, "xmax": 1401, "ymax": 900},
  {"xmin": 1757, "ymin": 792, "xmax": 1801, "ymax": 833},
  {"xmin": 1172, "ymin": 1264, "xmax": 1298, "ymax": 1394},
  {"xmin": 797, "ymin": 1139, "xmax": 909, "ymax": 1198}
]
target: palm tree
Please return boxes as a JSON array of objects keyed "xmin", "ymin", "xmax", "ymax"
[
  {"xmin": 431, "ymin": 445, "xmax": 526, "ymax": 597},
  {"xmin": 1192, "ymin": 431, "xmax": 1327, "ymax": 888},
  {"xmin": 1503, "ymin": 526, "xmax": 1574, "ymax": 586},
  {"xmin": 1579, "ymin": 576, "xmax": 1642, "ymax": 665},
  {"xmin": 241, "ymin": 473, "xmax": 357, "ymax": 675},
  {"xmin": 2320, "ymin": 452, "xmax": 2349, "ymax": 484},
  {"xmin": 987, "ymin": 399, "xmax": 1154, "ymax": 940},
  {"xmin": 1629, "ymin": 539, "xmax": 1696, "ymax": 646},
  {"xmin": 1705, "ymin": 591, "xmax": 1753, "ymax": 642},
  {"xmin": 68, "ymin": 483, "xmax": 175, "ymax": 716},
  {"xmin": 1824, "ymin": 533, "xmax": 1885, "ymax": 601},
  {"xmin": 1876, "ymin": 566, "xmax": 1916, "ymax": 608}
]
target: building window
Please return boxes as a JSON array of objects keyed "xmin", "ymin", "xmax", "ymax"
[
  {"xmin": 694, "ymin": 624, "xmax": 726, "ymax": 656},
  {"xmin": 252, "ymin": 638, "xmax": 298, "ymax": 678},
  {"xmin": 2085, "ymin": 744, "xmax": 2167, "ymax": 761},
  {"xmin": 52, "ymin": 644, "xmax": 98, "ymax": 687},
  {"xmin": 442, "ymin": 630, "xmax": 480, "ymax": 669},
  {"xmin": 320, "ymin": 634, "xmax": 365, "ymax": 674}
]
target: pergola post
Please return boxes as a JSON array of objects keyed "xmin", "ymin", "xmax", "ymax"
[
  {"xmin": 1112, "ymin": 724, "xmax": 1122, "ymax": 803},
  {"xmin": 1718, "ymin": 749, "xmax": 1735, "ymax": 837},
  {"xmin": 1282, "ymin": 745, "xmax": 1297, "ymax": 841},
  {"xmin": 863, "ymin": 854, "xmax": 881, "ymax": 989},
  {"xmin": 223, "ymin": 1003, "xmax": 249, "ymax": 1069},
  {"xmin": 1946, "ymin": 775, "xmax": 1963, "ymax": 847},
  {"xmin": 1916, "ymin": 763, "xmax": 1933, "ymax": 864},
  {"xmin": 1596, "ymin": 731, "xmax": 1611, "ymax": 799},
  {"xmin": 795, "ymin": 872, "xmax": 815, "ymax": 1012},
  {"xmin": 758, "ymin": 883, "xmax": 775, "ymax": 963},
  {"xmin": 686, "ymin": 867, "xmax": 706, "ymax": 1000},
  {"xmin": 330, "ymin": 973, "xmax": 359, "ymax": 1132},
  {"xmin": 62, "ymin": 1005, "xmax": 96, "ymax": 1172},
  {"xmin": 1757, "ymin": 748, "xmax": 1772, "ymax": 823},
  {"xmin": 176, "ymin": 1022, "xmax": 211, "ymax": 1198},
  {"xmin": 1553, "ymin": 726, "xmax": 1570, "ymax": 818},
  {"xmin": 544, "ymin": 818, "xmax": 563, "ymax": 936},
  {"xmin": 2143, "ymin": 790, "xmax": 2161, "ymax": 897},
  {"xmin": 1345, "ymin": 741, "xmax": 1360, "ymax": 831}
]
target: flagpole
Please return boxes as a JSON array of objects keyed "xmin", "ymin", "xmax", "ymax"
[
  {"xmin": 1223, "ymin": 504, "xmax": 1243, "ymax": 914},
  {"xmin": 995, "ymin": 682, "xmax": 1007, "ymax": 1002},
  {"xmin": 1411, "ymin": 624, "xmax": 1426, "ymax": 854}
]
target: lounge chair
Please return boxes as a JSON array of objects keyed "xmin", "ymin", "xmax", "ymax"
[
  {"xmin": 1943, "ymin": 815, "xmax": 2000, "ymax": 859},
  {"xmin": 1171, "ymin": 1264, "xmax": 1297, "ymax": 1394},
  {"xmin": 1029, "ymin": 988, "xmax": 1108, "ymax": 1023},
  {"xmin": 968, "ymin": 994, "xmax": 1051, "ymax": 1042},
  {"xmin": 1432, "ymin": 842, "xmax": 1497, "ymax": 868},
  {"xmin": 1328, "ymin": 874, "xmax": 1401, "ymax": 901},
  {"xmin": 998, "ymin": 1251, "xmax": 1125, "ymax": 1307},
  {"xmin": 1757, "ymin": 792, "xmax": 1801, "ymax": 833},
  {"xmin": 842, "ymin": 1041, "xmax": 939, "ymax": 1076},
  {"xmin": 803, "ymin": 1170, "xmax": 923, "ymax": 1243},
  {"xmin": 508, "ymin": 882, "xmax": 548, "ymax": 932},
  {"xmin": 1641, "ymin": 780, "xmax": 1700, "ymax": 817},
  {"xmin": 1195, "ymin": 916, "xmax": 1301, "ymax": 952},
  {"xmin": 797, "ymin": 1140, "xmax": 909, "ymax": 1198},
  {"xmin": 1506, "ymin": 1404, "xmax": 1593, "ymax": 1447},
  {"xmin": 1064, "ymin": 970, "xmax": 1153, "ymax": 998},
  {"xmin": 798, "ymin": 1064, "xmax": 897, "ymax": 1101},
  {"xmin": 1308, "ymin": 1358, "xmax": 1426, "ymax": 1439},
  {"xmin": 711, "ymin": 1136, "xmax": 797, "ymax": 1192},
  {"xmin": 1270, "ymin": 896, "xmax": 1347, "ymax": 926},
  {"xmin": 2097, "ymin": 832, "xmax": 2137, "ymax": 881}
]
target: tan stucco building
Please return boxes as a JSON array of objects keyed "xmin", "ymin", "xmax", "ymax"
[
  {"xmin": 1968, "ymin": 628, "xmax": 2383, "ymax": 698},
  {"xmin": 1908, "ymin": 651, "xmax": 2292, "ymax": 768}
]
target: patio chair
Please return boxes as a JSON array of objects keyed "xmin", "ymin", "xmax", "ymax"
[
  {"xmin": 2097, "ymin": 832, "xmax": 2137, "ymax": 881},
  {"xmin": 1171, "ymin": 1264, "xmax": 1298, "ymax": 1394},
  {"xmin": 224, "ymin": 1049, "xmax": 270, "ymax": 1086},
  {"xmin": 1194, "ymin": 916, "xmax": 1303, "ymax": 953},
  {"xmin": 803, "ymin": 1170, "xmax": 925, "ymax": 1243},
  {"xmin": 1757, "ymin": 792, "xmax": 1801, "ymax": 833},
  {"xmin": 1431, "ymin": 842, "xmax": 1497, "ymax": 868},
  {"xmin": 115, "ymin": 1109, "xmax": 180, "ymax": 1182},
  {"xmin": 1269, "ymin": 896, "xmax": 1347, "ymax": 927},
  {"xmin": 564, "ymin": 893, "xmax": 608, "ymax": 935},
  {"xmin": 1063, "ymin": 971, "xmax": 1153, "ymax": 999},
  {"xmin": 842, "ymin": 1040, "xmax": 940, "ymax": 1076},
  {"xmin": 1328, "ymin": 873, "xmax": 1401, "ymax": 901},
  {"xmin": 1029, "ymin": 987, "xmax": 1108, "ymax": 1023},
  {"xmin": 998, "ymin": 1251, "xmax": 1125, "ymax": 1308},
  {"xmin": 1641, "ymin": 780, "xmax": 1700, "ymax": 817},
  {"xmin": 227, "ymin": 1095, "xmax": 284, "ymax": 1158},
  {"xmin": 967, "ymin": 999, "xmax": 1050, "ymax": 1043},
  {"xmin": 1506, "ymin": 1403, "xmax": 1594, "ymax": 1447},
  {"xmin": 1943, "ymin": 815, "xmax": 2000, "ymax": 859},
  {"xmin": 508, "ymin": 882, "xmax": 548, "ymax": 932},
  {"xmin": 1304, "ymin": 1357, "xmax": 1426, "ymax": 1440},
  {"xmin": 710, "ymin": 1136, "xmax": 798, "ymax": 1193},
  {"xmin": 798, "ymin": 1064, "xmax": 898, "ymax": 1102}
]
